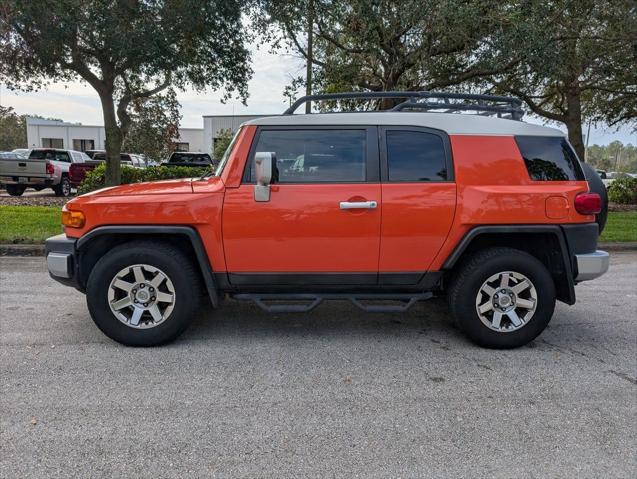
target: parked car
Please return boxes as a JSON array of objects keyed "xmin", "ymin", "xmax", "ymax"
[
  {"xmin": 0, "ymin": 148, "xmax": 89, "ymax": 196},
  {"xmin": 161, "ymin": 152, "xmax": 213, "ymax": 168},
  {"xmin": 69, "ymin": 153, "xmax": 146, "ymax": 188},
  {"xmin": 45, "ymin": 91, "xmax": 609, "ymax": 348},
  {"xmin": 11, "ymin": 148, "xmax": 31, "ymax": 159}
]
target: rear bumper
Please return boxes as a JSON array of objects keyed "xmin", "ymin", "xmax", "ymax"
[
  {"xmin": 561, "ymin": 223, "xmax": 610, "ymax": 283},
  {"xmin": 574, "ymin": 250, "xmax": 609, "ymax": 281},
  {"xmin": 45, "ymin": 234, "xmax": 81, "ymax": 289},
  {"xmin": 1, "ymin": 176, "xmax": 54, "ymax": 186}
]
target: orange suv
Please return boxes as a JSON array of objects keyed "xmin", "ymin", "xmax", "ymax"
[{"xmin": 45, "ymin": 92, "xmax": 609, "ymax": 348}]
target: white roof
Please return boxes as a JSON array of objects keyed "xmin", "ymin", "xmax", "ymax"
[{"xmin": 244, "ymin": 112, "xmax": 564, "ymax": 137}]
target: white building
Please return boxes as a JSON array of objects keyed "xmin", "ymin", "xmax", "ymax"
[
  {"xmin": 26, "ymin": 117, "xmax": 107, "ymax": 151},
  {"xmin": 26, "ymin": 114, "xmax": 272, "ymax": 157},
  {"xmin": 202, "ymin": 114, "xmax": 267, "ymax": 155},
  {"xmin": 26, "ymin": 117, "xmax": 205, "ymax": 154}
]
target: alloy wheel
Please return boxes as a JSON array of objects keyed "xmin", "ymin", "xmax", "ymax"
[
  {"xmin": 475, "ymin": 271, "xmax": 537, "ymax": 332},
  {"xmin": 107, "ymin": 264, "xmax": 176, "ymax": 329}
]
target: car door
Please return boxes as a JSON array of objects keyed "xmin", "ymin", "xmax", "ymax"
[
  {"xmin": 222, "ymin": 126, "xmax": 381, "ymax": 286},
  {"xmin": 378, "ymin": 126, "xmax": 457, "ymax": 284}
]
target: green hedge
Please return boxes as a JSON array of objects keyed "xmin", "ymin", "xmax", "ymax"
[
  {"xmin": 608, "ymin": 176, "xmax": 637, "ymax": 205},
  {"xmin": 78, "ymin": 164, "xmax": 209, "ymax": 194}
]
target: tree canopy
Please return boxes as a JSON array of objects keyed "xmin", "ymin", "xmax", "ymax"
[
  {"xmin": 257, "ymin": 0, "xmax": 503, "ymax": 108},
  {"xmin": 122, "ymin": 89, "xmax": 181, "ymax": 164},
  {"xmin": 1, "ymin": 0, "xmax": 252, "ymax": 184},
  {"xmin": 446, "ymin": 0, "xmax": 637, "ymax": 158},
  {"xmin": 0, "ymin": 105, "xmax": 27, "ymax": 150},
  {"xmin": 258, "ymin": 0, "xmax": 636, "ymax": 158}
]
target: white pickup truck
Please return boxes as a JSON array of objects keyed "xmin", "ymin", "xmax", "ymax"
[{"xmin": 0, "ymin": 148, "xmax": 90, "ymax": 197}]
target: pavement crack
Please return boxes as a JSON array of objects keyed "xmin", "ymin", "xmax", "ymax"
[{"xmin": 608, "ymin": 369, "xmax": 637, "ymax": 385}]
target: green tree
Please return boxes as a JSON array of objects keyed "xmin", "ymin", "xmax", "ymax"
[
  {"xmin": 436, "ymin": 0, "xmax": 637, "ymax": 159},
  {"xmin": 257, "ymin": 0, "xmax": 503, "ymax": 109},
  {"xmin": 586, "ymin": 142, "xmax": 637, "ymax": 173},
  {"xmin": 1, "ymin": 0, "xmax": 252, "ymax": 185},
  {"xmin": 122, "ymin": 89, "xmax": 181, "ymax": 164},
  {"xmin": 0, "ymin": 105, "xmax": 27, "ymax": 150},
  {"xmin": 213, "ymin": 128, "xmax": 234, "ymax": 161}
]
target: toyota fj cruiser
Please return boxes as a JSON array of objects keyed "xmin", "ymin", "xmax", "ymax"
[{"xmin": 45, "ymin": 92, "xmax": 609, "ymax": 348}]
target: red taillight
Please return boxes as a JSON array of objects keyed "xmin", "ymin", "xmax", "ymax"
[
  {"xmin": 574, "ymin": 192, "xmax": 601, "ymax": 215},
  {"xmin": 46, "ymin": 162, "xmax": 55, "ymax": 175}
]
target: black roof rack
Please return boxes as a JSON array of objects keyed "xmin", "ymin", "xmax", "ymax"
[{"xmin": 283, "ymin": 91, "xmax": 524, "ymax": 120}]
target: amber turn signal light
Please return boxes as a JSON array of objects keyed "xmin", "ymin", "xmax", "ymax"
[{"xmin": 62, "ymin": 209, "xmax": 85, "ymax": 228}]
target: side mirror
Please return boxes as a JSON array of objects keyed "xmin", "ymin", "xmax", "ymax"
[{"xmin": 254, "ymin": 152, "xmax": 275, "ymax": 202}]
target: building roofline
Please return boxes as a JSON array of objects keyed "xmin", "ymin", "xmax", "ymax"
[
  {"xmin": 26, "ymin": 117, "xmax": 105, "ymax": 128},
  {"xmin": 202, "ymin": 114, "xmax": 272, "ymax": 118}
]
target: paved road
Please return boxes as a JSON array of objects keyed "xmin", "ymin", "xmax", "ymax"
[{"xmin": 1, "ymin": 254, "xmax": 636, "ymax": 478}]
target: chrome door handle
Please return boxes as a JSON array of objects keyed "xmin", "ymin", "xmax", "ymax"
[{"xmin": 339, "ymin": 200, "xmax": 377, "ymax": 210}]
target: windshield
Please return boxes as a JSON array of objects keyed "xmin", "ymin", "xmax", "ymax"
[{"xmin": 212, "ymin": 128, "xmax": 243, "ymax": 177}]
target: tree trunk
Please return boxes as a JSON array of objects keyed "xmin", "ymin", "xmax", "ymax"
[
  {"xmin": 565, "ymin": 89, "xmax": 586, "ymax": 161},
  {"xmin": 99, "ymin": 92, "xmax": 123, "ymax": 185}
]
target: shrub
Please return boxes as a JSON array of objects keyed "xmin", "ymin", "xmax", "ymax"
[
  {"xmin": 608, "ymin": 176, "xmax": 637, "ymax": 205},
  {"xmin": 78, "ymin": 164, "xmax": 209, "ymax": 194}
]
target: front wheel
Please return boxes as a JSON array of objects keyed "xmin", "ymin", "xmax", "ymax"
[
  {"xmin": 86, "ymin": 240, "xmax": 203, "ymax": 346},
  {"xmin": 447, "ymin": 247, "xmax": 556, "ymax": 349}
]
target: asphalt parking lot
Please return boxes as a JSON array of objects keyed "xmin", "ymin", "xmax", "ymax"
[{"xmin": 1, "ymin": 253, "xmax": 636, "ymax": 478}]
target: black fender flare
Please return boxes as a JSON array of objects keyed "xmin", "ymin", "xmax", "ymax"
[
  {"xmin": 77, "ymin": 225, "xmax": 220, "ymax": 307},
  {"xmin": 442, "ymin": 225, "xmax": 575, "ymax": 305}
]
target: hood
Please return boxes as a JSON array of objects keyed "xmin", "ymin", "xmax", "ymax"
[{"xmin": 82, "ymin": 178, "xmax": 195, "ymax": 197}]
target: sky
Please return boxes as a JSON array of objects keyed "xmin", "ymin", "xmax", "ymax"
[{"xmin": 1, "ymin": 46, "xmax": 634, "ymax": 147}]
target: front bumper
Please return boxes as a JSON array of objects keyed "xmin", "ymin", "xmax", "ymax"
[
  {"xmin": 574, "ymin": 250, "xmax": 610, "ymax": 281},
  {"xmin": 45, "ymin": 234, "xmax": 80, "ymax": 288}
]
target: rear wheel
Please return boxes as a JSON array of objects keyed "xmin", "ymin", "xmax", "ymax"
[
  {"xmin": 86, "ymin": 240, "xmax": 202, "ymax": 346},
  {"xmin": 53, "ymin": 176, "xmax": 71, "ymax": 197},
  {"xmin": 448, "ymin": 247, "xmax": 556, "ymax": 349},
  {"xmin": 6, "ymin": 184, "xmax": 26, "ymax": 196}
]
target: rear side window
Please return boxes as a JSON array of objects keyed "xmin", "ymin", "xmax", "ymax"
[
  {"xmin": 29, "ymin": 150, "xmax": 56, "ymax": 160},
  {"xmin": 515, "ymin": 136, "xmax": 584, "ymax": 181},
  {"xmin": 250, "ymin": 129, "xmax": 367, "ymax": 183},
  {"xmin": 386, "ymin": 130, "xmax": 448, "ymax": 181}
]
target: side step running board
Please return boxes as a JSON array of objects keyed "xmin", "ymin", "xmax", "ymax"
[{"xmin": 232, "ymin": 293, "xmax": 433, "ymax": 313}]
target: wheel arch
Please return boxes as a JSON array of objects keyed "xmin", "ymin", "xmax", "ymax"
[
  {"xmin": 76, "ymin": 226, "xmax": 220, "ymax": 307},
  {"xmin": 442, "ymin": 225, "xmax": 575, "ymax": 305}
]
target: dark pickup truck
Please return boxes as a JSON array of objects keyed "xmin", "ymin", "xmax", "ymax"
[{"xmin": 161, "ymin": 152, "xmax": 214, "ymax": 168}]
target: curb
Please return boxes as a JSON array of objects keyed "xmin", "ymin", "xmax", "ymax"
[
  {"xmin": 1, "ymin": 242, "xmax": 636, "ymax": 257},
  {"xmin": 0, "ymin": 244, "xmax": 46, "ymax": 256},
  {"xmin": 598, "ymin": 242, "xmax": 637, "ymax": 251}
]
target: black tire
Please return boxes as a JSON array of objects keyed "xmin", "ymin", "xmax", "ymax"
[
  {"xmin": 53, "ymin": 176, "xmax": 72, "ymax": 197},
  {"xmin": 447, "ymin": 247, "xmax": 556, "ymax": 349},
  {"xmin": 86, "ymin": 240, "xmax": 203, "ymax": 346},
  {"xmin": 6, "ymin": 184, "xmax": 26, "ymax": 196},
  {"xmin": 580, "ymin": 162, "xmax": 608, "ymax": 234}
]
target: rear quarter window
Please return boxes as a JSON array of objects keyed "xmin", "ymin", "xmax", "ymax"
[{"xmin": 515, "ymin": 136, "xmax": 585, "ymax": 181}]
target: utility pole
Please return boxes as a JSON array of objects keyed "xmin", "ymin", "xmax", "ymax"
[{"xmin": 305, "ymin": 0, "xmax": 314, "ymax": 114}]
